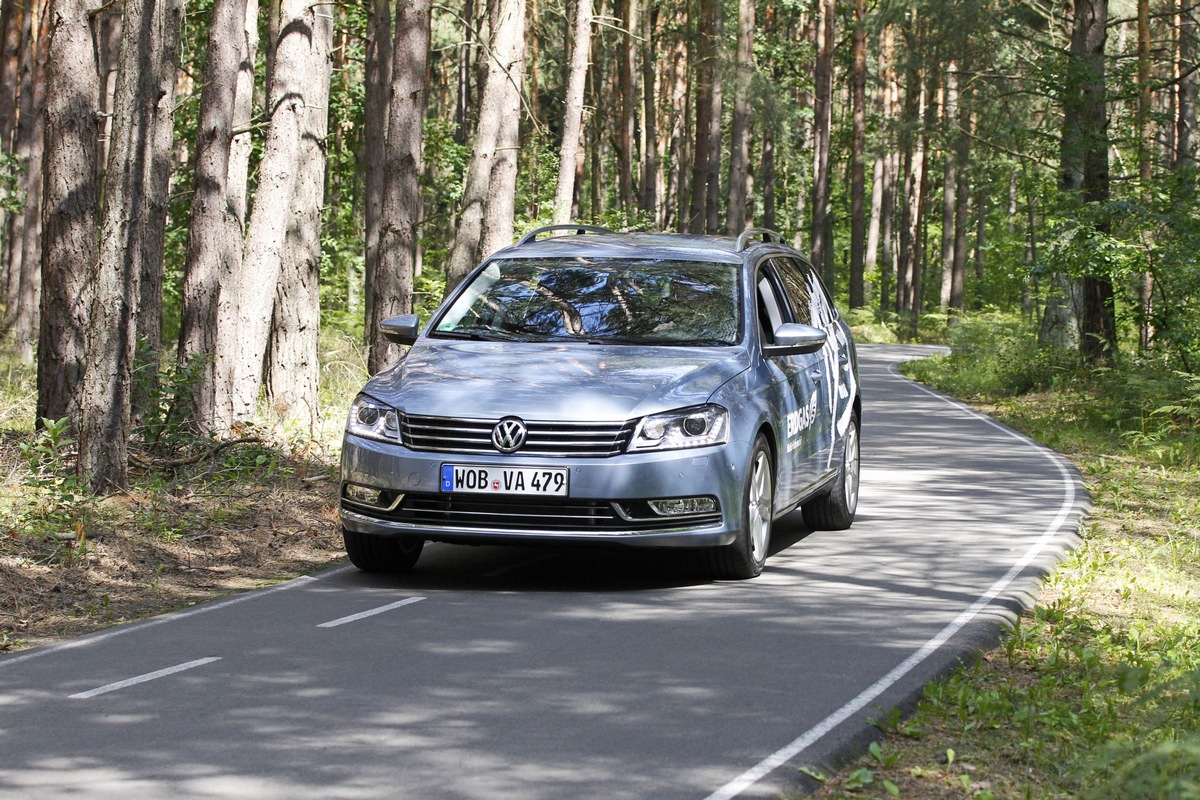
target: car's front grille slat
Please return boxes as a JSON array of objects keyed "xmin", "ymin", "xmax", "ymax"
[
  {"xmin": 401, "ymin": 414, "xmax": 634, "ymax": 457},
  {"xmin": 353, "ymin": 493, "xmax": 719, "ymax": 532}
]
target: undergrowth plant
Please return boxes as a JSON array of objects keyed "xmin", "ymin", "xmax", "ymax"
[{"xmin": 810, "ymin": 315, "xmax": 1200, "ymax": 800}]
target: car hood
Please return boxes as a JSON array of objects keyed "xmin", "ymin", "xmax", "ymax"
[{"xmin": 363, "ymin": 339, "xmax": 749, "ymax": 421}]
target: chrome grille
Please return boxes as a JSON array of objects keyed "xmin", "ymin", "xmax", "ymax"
[{"xmin": 401, "ymin": 414, "xmax": 634, "ymax": 457}]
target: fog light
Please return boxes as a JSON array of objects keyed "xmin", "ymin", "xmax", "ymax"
[
  {"xmin": 647, "ymin": 497, "xmax": 717, "ymax": 516},
  {"xmin": 344, "ymin": 483, "xmax": 384, "ymax": 507}
]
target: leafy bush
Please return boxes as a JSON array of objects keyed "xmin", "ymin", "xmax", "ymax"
[{"xmin": 905, "ymin": 310, "xmax": 1080, "ymax": 397}]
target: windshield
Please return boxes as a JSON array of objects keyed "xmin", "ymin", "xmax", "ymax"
[{"xmin": 433, "ymin": 258, "xmax": 741, "ymax": 346}]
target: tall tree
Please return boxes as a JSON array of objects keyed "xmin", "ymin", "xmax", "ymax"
[
  {"xmin": 639, "ymin": 1, "xmax": 659, "ymax": 222},
  {"xmin": 725, "ymin": 0, "xmax": 754, "ymax": 235},
  {"xmin": 79, "ymin": 0, "xmax": 186, "ymax": 491},
  {"xmin": 444, "ymin": 0, "xmax": 527, "ymax": 293},
  {"xmin": 179, "ymin": 0, "xmax": 254, "ymax": 431},
  {"xmin": 37, "ymin": 0, "xmax": 98, "ymax": 429},
  {"xmin": 1054, "ymin": 0, "xmax": 1114, "ymax": 362},
  {"xmin": 265, "ymin": 0, "xmax": 334, "ymax": 422},
  {"xmin": 616, "ymin": 0, "xmax": 636, "ymax": 211},
  {"xmin": 810, "ymin": 0, "xmax": 835, "ymax": 285},
  {"xmin": 3, "ymin": 0, "xmax": 48, "ymax": 362},
  {"xmin": 847, "ymin": 0, "xmax": 867, "ymax": 307},
  {"xmin": 551, "ymin": 0, "xmax": 593, "ymax": 225},
  {"xmin": 224, "ymin": 0, "xmax": 330, "ymax": 426},
  {"xmin": 368, "ymin": 0, "xmax": 431, "ymax": 373},
  {"xmin": 687, "ymin": 0, "xmax": 717, "ymax": 233},
  {"xmin": 362, "ymin": 0, "xmax": 393, "ymax": 346}
]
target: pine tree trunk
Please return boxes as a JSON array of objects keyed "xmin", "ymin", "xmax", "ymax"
[
  {"xmin": 1052, "ymin": 0, "xmax": 1113, "ymax": 361},
  {"xmin": 445, "ymin": 0, "xmax": 526, "ymax": 293},
  {"xmin": 0, "ymin": 0, "xmax": 26, "ymax": 291},
  {"xmin": 950, "ymin": 95, "xmax": 970, "ymax": 313},
  {"xmin": 225, "ymin": 0, "xmax": 323, "ymax": 426},
  {"xmin": 3, "ymin": 0, "xmax": 48, "ymax": 362},
  {"xmin": 703, "ymin": 3, "xmax": 722, "ymax": 235},
  {"xmin": 1179, "ymin": 0, "xmax": 1197, "ymax": 170},
  {"xmin": 687, "ymin": 0, "xmax": 716, "ymax": 234},
  {"xmin": 80, "ymin": 0, "xmax": 185, "ymax": 491},
  {"xmin": 363, "ymin": 0, "xmax": 393, "ymax": 345},
  {"xmin": 897, "ymin": 33, "xmax": 922, "ymax": 315},
  {"xmin": 617, "ymin": 0, "xmax": 636, "ymax": 211},
  {"xmin": 725, "ymin": 0, "xmax": 753, "ymax": 235},
  {"xmin": 37, "ymin": 0, "xmax": 99, "ymax": 430},
  {"xmin": 811, "ymin": 0, "xmax": 834, "ymax": 285},
  {"xmin": 265, "ymin": 0, "xmax": 333, "ymax": 424},
  {"xmin": 639, "ymin": 2, "xmax": 659, "ymax": 223},
  {"xmin": 664, "ymin": 27, "xmax": 688, "ymax": 230},
  {"xmin": 552, "ymin": 0, "xmax": 592, "ymax": 226},
  {"xmin": 368, "ymin": 0, "xmax": 430, "ymax": 374},
  {"xmin": 479, "ymin": 0, "xmax": 524, "ymax": 258},
  {"xmin": 179, "ymin": 0, "xmax": 252, "ymax": 431},
  {"xmin": 940, "ymin": 67, "xmax": 958, "ymax": 313},
  {"xmin": 847, "ymin": 0, "xmax": 867, "ymax": 307}
]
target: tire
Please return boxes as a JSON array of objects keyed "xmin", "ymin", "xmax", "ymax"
[
  {"xmin": 343, "ymin": 528, "xmax": 424, "ymax": 573},
  {"xmin": 804, "ymin": 412, "xmax": 860, "ymax": 531},
  {"xmin": 704, "ymin": 435, "xmax": 773, "ymax": 580}
]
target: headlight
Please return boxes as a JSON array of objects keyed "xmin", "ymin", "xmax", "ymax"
[
  {"xmin": 629, "ymin": 404, "xmax": 729, "ymax": 452},
  {"xmin": 347, "ymin": 394, "xmax": 402, "ymax": 442}
]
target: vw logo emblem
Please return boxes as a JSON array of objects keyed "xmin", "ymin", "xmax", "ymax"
[{"xmin": 492, "ymin": 417, "xmax": 527, "ymax": 453}]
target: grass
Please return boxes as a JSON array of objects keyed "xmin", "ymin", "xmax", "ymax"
[
  {"xmin": 804, "ymin": 317, "xmax": 1200, "ymax": 799},
  {"xmin": 0, "ymin": 335, "xmax": 363, "ymax": 652}
]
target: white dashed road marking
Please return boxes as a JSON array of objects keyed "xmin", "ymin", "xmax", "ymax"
[
  {"xmin": 316, "ymin": 596, "xmax": 427, "ymax": 628},
  {"xmin": 70, "ymin": 657, "xmax": 223, "ymax": 699}
]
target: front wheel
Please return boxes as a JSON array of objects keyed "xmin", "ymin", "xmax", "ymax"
[
  {"xmin": 343, "ymin": 528, "xmax": 424, "ymax": 573},
  {"xmin": 704, "ymin": 436, "xmax": 773, "ymax": 580},
  {"xmin": 804, "ymin": 412, "xmax": 860, "ymax": 531}
]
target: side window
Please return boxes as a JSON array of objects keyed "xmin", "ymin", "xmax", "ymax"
[
  {"xmin": 806, "ymin": 269, "xmax": 837, "ymax": 328},
  {"xmin": 756, "ymin": 274, "xmax": 785, "ymax": 345},
  {"xmin": 771, "ymin": 258, "xmax": 813, "ymax": 326}
]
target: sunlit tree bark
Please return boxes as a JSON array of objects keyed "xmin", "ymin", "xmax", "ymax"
[{"xmin": 37, "ymin": 0, "xmax": 98, "ymax": 429}]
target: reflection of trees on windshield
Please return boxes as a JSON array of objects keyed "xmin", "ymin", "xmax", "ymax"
[{"xmin": 439, "ymin": 259, "xmax": 740, "ymax": 345}]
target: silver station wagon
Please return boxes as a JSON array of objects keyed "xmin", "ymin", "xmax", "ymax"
[{"xmin": 340, "ymin": 226, "xmax": 860, "ymax": 579}]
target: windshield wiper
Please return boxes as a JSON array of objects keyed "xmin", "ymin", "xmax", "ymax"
[{"xmin": 431, "ymin": 326, "xmax": 527, "ymax": 342}]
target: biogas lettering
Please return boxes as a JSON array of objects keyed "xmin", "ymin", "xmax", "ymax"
[{"xmin": 786, "ymin": 393, "xmax": 820, "ymax": 449}]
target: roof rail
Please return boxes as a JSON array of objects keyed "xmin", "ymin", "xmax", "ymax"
[
  {"xmin": 735, "ymin": 228, "xmax": 787, "ymax": 252},
  {"xmin": 517, "ymin": 224, "xmax": 616, "ymax": 246}
]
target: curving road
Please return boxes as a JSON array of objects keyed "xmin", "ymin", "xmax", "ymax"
[{"xmin": 0, "ymin": 345, "xmax": 1088, "ymax": 800}]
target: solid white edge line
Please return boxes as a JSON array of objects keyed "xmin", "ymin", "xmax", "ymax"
[
  {"xmin": 317, "ymin": 596, "xmax": 427, "ymax": 628},
  {"xmin": 69, "ymin": 657, "xmax": 222, "ymax": 699},
  {"xmin": 702, "ymin": 359, "xmax": 1085, "ymax": 800},
  {"xmin": 1, "ymin": 565, "xmax": 356, "ymax": 669}
]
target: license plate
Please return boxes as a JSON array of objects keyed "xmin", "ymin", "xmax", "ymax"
[{"xmin": 440, "ymin": 464, "xmax": 569, "ymax": 496}]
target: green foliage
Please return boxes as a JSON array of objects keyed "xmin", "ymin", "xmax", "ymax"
[
  {"xmin": 844, "ymin": 307, "xmax": 902, "ymax": 344},
  {"xmin": 13, "ymin": 418, "xmax": 93, "ymax": 540},
  {"xmin": 881, "ymin": 332, "xmax": 1200, "ymax": 800},
  {"xmin": 0, "ymin": 151, "xmax": 25, "ymax": 214},
  {"xmin": 132, "ymin": 348, "xmax": 209, "ymax": 453},
  {"xmin": 904, "ymin": 311, "xmax": 1081, "ymax": 397}
]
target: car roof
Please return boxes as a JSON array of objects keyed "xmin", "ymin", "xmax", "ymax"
[{"xmin": 486, "ymin": 227, "xmax": 804, "ymax": 266}]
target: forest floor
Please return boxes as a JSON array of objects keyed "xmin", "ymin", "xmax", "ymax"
[{"xmin": 0, "ymin": 430, "xmax": 347, "ymax": 653}]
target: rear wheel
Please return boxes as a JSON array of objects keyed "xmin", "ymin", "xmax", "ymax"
[
  {"xmin": 804, "ymin": 412, "xmax": 860, "ymax": 531},
  {"xmin": 704, "ymin": 436, "xmax": 772, "ymax": 580},
  {"xmin": 343, "ymin": 528, "xmax": 424, "ymax": 573}
]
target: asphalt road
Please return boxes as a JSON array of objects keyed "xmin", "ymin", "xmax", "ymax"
[{"xmin": 0, "ymin": 344, "xmax": 1088, "ymax": 800}]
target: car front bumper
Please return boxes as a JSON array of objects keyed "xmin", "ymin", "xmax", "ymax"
[{"xmin": 338, "ymin": 434, "xmax": 753, "ymax": 548}]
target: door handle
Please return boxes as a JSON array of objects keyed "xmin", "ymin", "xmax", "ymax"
[{"xmin": 809, "ymin": 368, "xmax": 824, "ymax": 384}]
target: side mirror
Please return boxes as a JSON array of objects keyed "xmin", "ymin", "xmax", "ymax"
[
  {"xmin": 765, "ymin": 323, "xmax": 826, "ymax": 356},
  {"xmin": 380, "ymin": 314, "xmax": 420, "ymax": 346}
]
